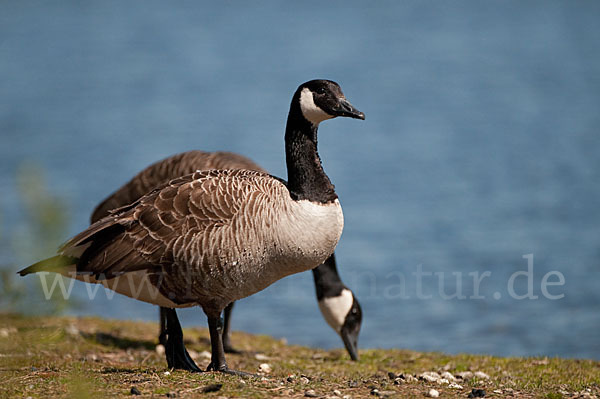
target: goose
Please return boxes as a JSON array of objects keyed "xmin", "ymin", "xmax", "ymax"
[
  {"xmin": 19, "ymin": 79, "xmax": 364, "ymax": 375},
  {"xmin": 90, "ymin": 150, "xmax": 362, "ymax": 366}
]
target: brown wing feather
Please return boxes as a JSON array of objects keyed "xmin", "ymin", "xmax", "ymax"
[
  {"xmin": 91, "ymin": 151, "xmax": 266, "ymax": 223},
  {"xmin": 69, "ymin": 169, "xmax": 279, "ymax": 280}
]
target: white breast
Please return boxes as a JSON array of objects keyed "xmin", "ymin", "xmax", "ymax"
[
  {"xmin": 253, "ymin": 198, "xmax": 344, "ymax": 285},
  {"xmin": 285, "ymin": 198, "xmax": 343, "ymax": 262}
]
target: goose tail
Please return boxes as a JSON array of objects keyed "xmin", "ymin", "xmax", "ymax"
[{"xmin": 18, "ymin": 255, "xmax": 78, "ymax": 277}]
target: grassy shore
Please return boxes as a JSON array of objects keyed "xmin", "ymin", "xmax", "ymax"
[{"xmin": 0, "ymin": 314, "xmax": 598, "ymax": 398}]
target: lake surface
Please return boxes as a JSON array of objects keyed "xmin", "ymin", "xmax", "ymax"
[{"xmin": 1, "ymin": 1, "xmax": 599, "ymax": 359}]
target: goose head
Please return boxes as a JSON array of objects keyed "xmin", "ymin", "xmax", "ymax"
[
  {"xmin": 340, "ymin": 291, "xmax": 362, "ymax": 361},
  {"xmin": 318, "ymin": 287, "xmax": 363, "ymax": 361},
  {"xmin": 296, "ymin": 80, "xmax": 365, "ymax": 126}
]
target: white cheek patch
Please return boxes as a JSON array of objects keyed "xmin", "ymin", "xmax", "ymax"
[
  {"xmin": 299, "ymin": 88, "xmax": 334, "ymax": 125},
  {"xmin": 318, "ymin": 288, "xmax": 353, "ymax": 333}
]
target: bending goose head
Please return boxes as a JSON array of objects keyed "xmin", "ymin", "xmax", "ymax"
[
  {"xmin": 318, "ymin": 288, "xmax": 362, "ymax": 361},
  {"xmin": 296, "ymin": 80, "xmax": 365, "ymax": 125},
  {"xmin": 340, "ymin": 293, "xmax": 362, "ymax": 361},
  {"xmin": 313, "ymin": 255, "xmax": 363, "ymax": 361}
]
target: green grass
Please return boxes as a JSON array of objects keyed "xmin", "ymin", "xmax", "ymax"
[{"xmin": 0, "ymin": 314, "xmax": 598, "ymax": 398}]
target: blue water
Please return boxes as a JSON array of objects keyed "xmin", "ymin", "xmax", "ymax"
[{"xmin": 1, "ymin": 1, "xmax": 599, "ymax": 359}]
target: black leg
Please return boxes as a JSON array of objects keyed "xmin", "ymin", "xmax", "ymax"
[
  {"xmin": 158, "ymin": 307, "xmax": 168, "ymax": 347},
  {"xmin": 206, "ymin": 314, "xmax": 228, "ymax": 372},
  {"xmin": 222, "ymin": 302, "xmax": 241, "ymax": 353},
  {"xmin": 163, "ymin": 308, "xmax": 202, "ymax": 372},
  {"xmin": 206, "ymin": 313, "xmax": 255, "ymax": 377}
]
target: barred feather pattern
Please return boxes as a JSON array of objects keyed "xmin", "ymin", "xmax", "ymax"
[{"xmin": 63, "ymin": 169, "xmax": 343, "ymax": 313}]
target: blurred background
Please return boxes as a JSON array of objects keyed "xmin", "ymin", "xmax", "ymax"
[{"xmin": 1, "ymin": 1, "xmax": 599, "ymax": 359}]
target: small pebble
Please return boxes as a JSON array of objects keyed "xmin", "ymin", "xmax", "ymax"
[
  {"xmin": 259, "ymin": 363, "xmax": 272, "ymax": 373},
  {"xmin": 65, "ymin": 324, "xmax": 79, "ymax": 335},
  {"xmin": 166, "ymin": 393, "xmax": 177, "ymax": 398},
  {"xmin": 343, "ymin": 396, "xmax": 352, "ymax": 399},
  {"xmin": 300, "ymin": 377, "xmax": 310, "ymax": 384},
  {"xmin": 305, "ymin": 389, "xmax": 318, "ymax": 397},
  {"xmin": 202, "ymin": 384, "xmax": 223, "ymax": 393},
  {"xmin": 333, "ymin": 390, "xmax": 342, "ymax": 396},
  {"xmin": 456, "ymin": 371, "xmax": 473, "ymax": 380},
  {"xmin": 441, "ymin": 371, "xmax": 457, "ymax": 381},
  {"xmin": 468, "ymin": 389, "xmax": 486, "ymax": 398},
  {"xmin": 199, "ymin": 350, "xmax": 212, "ymax": 359},
  {"xmin": 348, "ymin": 381, "xmax": 359, "ymax": 388},
  {"xmin": 448, "ymin": 383, "xmax": 463, "ymax": 389},
  {"xmin": 370, "ymin": 388, "xmax": 379, "ymax": 396},
  {"xmin": 130, "ymin": 387, "xmax": 141, "ymax": 395},
  {"xmin": 419, "ymin": 372, "xmax": 441, "ymax": 383},
  {"xmin": 426, "ymin": 389, "xmax": 439, "ymax": 398},
  {"xmin": 163, "ymin": 371, "xmax": 170, "ymax": 376},
  {"xmin": 474, "ymin": 371, "xmax": 490, "ymax": 380},
  {"xmin": 65, "ymin": 324, "xmax": 79, "ymax": 336},
  {"xmin": 387, "ymin": 371, "xmax": 397, "ymax": 380},
  {"xmin": 155, "ymin": 344, "xmax": 165, "ymax": 356}
]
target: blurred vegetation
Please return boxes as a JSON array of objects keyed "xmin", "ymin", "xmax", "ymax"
[
  {"xmin": 15, "ymin": 163, "xmax": 69, "ymax": 257},
  {"xmin": 0, "ymin": 163, "xmax": 72, "ymax": 314}
]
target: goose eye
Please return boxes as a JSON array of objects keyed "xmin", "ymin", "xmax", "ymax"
[{"xmin": 316, "ymin": 87, "xmax": 326, "ymax": 95}]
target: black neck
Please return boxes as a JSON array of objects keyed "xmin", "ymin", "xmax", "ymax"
[
  {"xmin": 285, "ymin": 101, "xmax": 337, "ymax": 203},
  {"xmin": 312, "ymin": 254, "xmax": 345, "ymax": 300}
]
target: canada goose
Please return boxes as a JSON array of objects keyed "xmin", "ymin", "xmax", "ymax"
[
  {"xmin": 90, "ymin": 150, "xmax": 362, "ymax": 364},
  {"xmin": 19, "ymin": 79, "xmax": 364, "ymax": 375}
]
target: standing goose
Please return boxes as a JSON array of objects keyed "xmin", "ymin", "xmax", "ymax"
[
  {"xmin": 90, "ymin": 150, "xmax": 362, "ymax": 366},
  {"xmin": 19, "ymin": 80, "xmax": 364, "ymax": 375}
]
